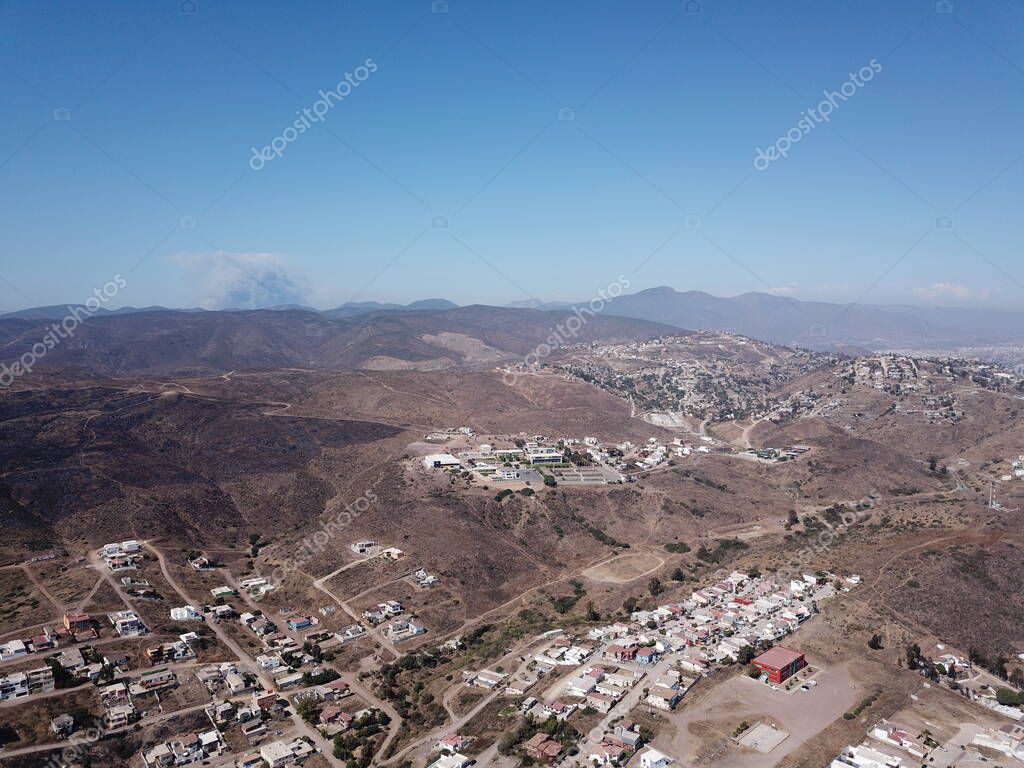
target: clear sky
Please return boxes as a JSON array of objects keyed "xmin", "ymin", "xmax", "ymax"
[{"xmin": 2, "ymin": 0, "xmax": 1023, "ymax": 312}]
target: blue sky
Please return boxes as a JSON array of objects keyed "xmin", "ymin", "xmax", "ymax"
[{"xmin": 1, "ymin": 0, "xmax": 1023, "ymax": 312}]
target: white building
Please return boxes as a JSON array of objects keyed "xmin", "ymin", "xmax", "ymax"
[
  {"xmin": 422, "ymin": 454, "xmax": 462, "ymax": 470},
  {"xmin": 170, "ymin": 605, "xmax": 203, "ymax": 622},
  {"xmin": 428, "ymin": 754, "xmax": 472, "ymax": 768},
  {"xmin": 831, "ymin": 744, "xmax": 902, "ymax": 768},
  {"xmin": 639, "ymin": 748, "xmax": 675, "ymax": 768}
]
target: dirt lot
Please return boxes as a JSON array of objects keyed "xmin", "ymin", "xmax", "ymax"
[
  {"xmin": 322, "ymin": 556, "xmax": 421, "ymax": 603},
  {"xmin": 0, "ymin": 569, "xmax": 53, "ymax": 635},
  {"xmin": 0, "ymin": 687, "xmax": 99, "ymax": 747},
  {"xmin": 80, "ymin": 579, "xmax": 125, "ymax": 615},
  {"xmin": 658, "ymin": 661, "xmax": 859, "ymax": 768},
  {"xmin": 582, "ymin": 552, "xmax": 665, "ymax": 583},
  {"xmin": 459, "ymin": 695, "xmax": 523, "ymax": 755},
  {"xmin": 28, "ymin": 560, "xmax": 98, "ymax": 608}
]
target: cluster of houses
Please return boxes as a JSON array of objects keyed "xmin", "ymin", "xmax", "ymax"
[
  {"xmin": 0, "ymin": 664, "xmax": 54, "ymax": 702},
  {"xmin": 203, "ymin": 675, "xmax": 349, "ymax": 757},
  {"xmin": 2, "ymin": 629, "xmax": 149, "ymax": 705},
  {"xmin": 843, "ymin": 356, "xmax": 921, "ymax": 390},
  {"xmin": 0, "ymin": 624, "xmax": 63, "ymax": 661},
  {"xmin": 107, "ymin": 609, "xmax": 146, "ymax": 637},
  {"xmin": 564, "ymin": 664, "xmax": 649, "ymax": 714},
  {"xmin": 0, "ymin": 605, "xmax": 181, "ymax": 705},
  {"xmin": 210, "ymin": 576, "xmax": 275, "ymax": 604},
  {"xmin": 477, "ymin": 568, "xmax": 837, "ymax": 764},
  {"xmin": 831, "ymin": 719, "xmax": 938, "ymax": 768},
  {"xmin": 141, "ymin": 728, "xmax": 228, "ymax": 768},
  {"xmin": 362, "ymin": 600, "xmax": 404, "ymax": 625},
  {"xmin": 235, "ymin": 612, "xmax": 339, "ymax": 690},
  {"xmin": 350, "ymin": 541, "xmax": 405, "ymax": 561},
  {"xmin": 359, "ymin": 599, "xmax": 424, "ymax": 641},
  {"xmin": 197, "ymin": 661, "xmax": 261, "ymax": 697},
  {"xmin": 586, "ymin": 570, "xmax": 825, "ymax": 673},
  {"xmin": 413, "ymin": 568, "xmax": 439, "ymax": 588},
  {"xmin": 421, "ymin": 431, "xmax": 720, "ymax": 486},
  {"xmin": 100, "ymin": 539, "xmax": 143, "ymax": 570},
  {"xmin": 0, "ymin": 610, "xmax": 103, "ymax": 667},
  {"xmin": 97, "ymin": 668, "xmax": 177, "ymax": 729}
]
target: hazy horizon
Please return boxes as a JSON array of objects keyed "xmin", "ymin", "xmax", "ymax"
[{"xmin": 3, "ymin": 0, "xmax": 1024, "ymax": 313}]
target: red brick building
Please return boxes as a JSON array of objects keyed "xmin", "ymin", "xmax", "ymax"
[
  {"xmin": 752, "ymin": 646, "xmax": 806, "ymax": 684},
  {"xmin": 63, "ymin": 612, "xmax": 92, "ymax": 635}
]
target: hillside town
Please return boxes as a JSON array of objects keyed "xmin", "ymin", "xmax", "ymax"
[
  {"xmin": 549, "ymin": 333, "xmax": 831, "ymax": 421},
  {"xmin": 1, "ymin": 514, "xmax": 1023, "ymax": 768}
]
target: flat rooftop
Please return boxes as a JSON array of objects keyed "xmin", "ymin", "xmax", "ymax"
[{"xmin": 753, "ymin": 645, "xmax": 804, "ymax": 669}]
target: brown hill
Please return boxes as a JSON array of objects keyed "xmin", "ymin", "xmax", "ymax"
[{"xmin": 0, "ymin": 306, "xmax": 677, "ymax": 378}]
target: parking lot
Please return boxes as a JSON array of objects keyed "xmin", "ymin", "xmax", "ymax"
[{"xmin": 660, "ymin": 661, "xmax": 858, "ymax": 768}]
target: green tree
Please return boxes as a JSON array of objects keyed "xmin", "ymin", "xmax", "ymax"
[
  {"xmin": 296, "ymin": 697, "xmax": 319, "ymax": 723},
  {"xmin": 996, "ymin": 688, "xmax": 1022, "ymax": 707}
]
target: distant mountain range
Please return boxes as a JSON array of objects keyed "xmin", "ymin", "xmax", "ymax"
[
  {"xmin": 6, "ymin": 288, "xmax": 1024, "ymax": 369},
  {"xmin": 503, "ymin": 288, "xmax": 1024, "ymax": 351},
  {"xmin": 0, "ymin": 298, "xmax": 459, "ymax": 321},
  {"xmin": 595, "ymin": 287, "xmax": 1024, "ymax": 351},
  {"xmin": 0, "ymin": 305, "xmax": 674, "ymax": 377}
]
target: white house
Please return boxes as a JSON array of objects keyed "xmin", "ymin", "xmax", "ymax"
[
  {"xmin": 640, "ymin": 748, "xmax": 675, "ymax": 768},
  {"xmin": 170, "ymin": 605, "xmax": 203, "ymax": 622},
  {"xmin": 428, "ymin": 754, "xmax": 472, "ymax": 768}
]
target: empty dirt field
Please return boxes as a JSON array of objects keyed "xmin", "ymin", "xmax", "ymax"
[{"xmin": 582, "ymin": 552, "xmax": 665, "ymax": 583}]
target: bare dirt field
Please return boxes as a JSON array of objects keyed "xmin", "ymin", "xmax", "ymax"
[
  {"xmin": 0, "ymin": 569, "xmax": 52, "ymax": 636},
  {"xmin": 582, "ymin": 552, "xmax": 665, "ymax": 583},
  {"xmin": 28, "ymin": 560, "xmax": 98, "ymax": 608}
]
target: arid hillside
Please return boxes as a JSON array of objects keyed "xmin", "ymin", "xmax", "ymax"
[{"xmin": 0, "ymin": 305, "xmax": 677, "ymax": 377}]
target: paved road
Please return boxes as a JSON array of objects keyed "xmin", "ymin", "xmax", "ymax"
[{"xmin": 557, "ymin": 658, "xmax": 660, "ymax": 768}]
